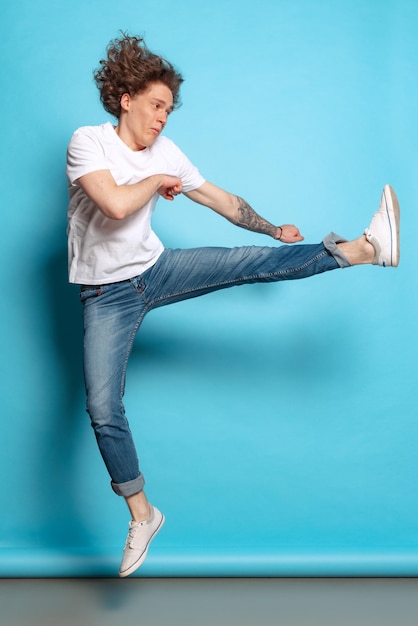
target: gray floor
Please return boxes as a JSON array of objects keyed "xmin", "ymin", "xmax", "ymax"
[{"xmin": 1, "ymin": 578, "xmax": 418, "ymax": 626}]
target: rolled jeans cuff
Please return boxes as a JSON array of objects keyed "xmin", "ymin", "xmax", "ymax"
[
  {"xmin": 322, "ymin": 232, "xmax": 351, "ymax": 268},
  {"xmin": 111, "ymin": 473, "xmax": 145, "ymax": 497}
]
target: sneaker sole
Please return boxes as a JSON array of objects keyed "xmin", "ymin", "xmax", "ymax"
[
  {"xmin": 384, "ymin": 184, "xmax": 400, "ymax": 267},
  {"xmin": 119, "ymin": 513, "xmax": 165, "ymax": 578}
]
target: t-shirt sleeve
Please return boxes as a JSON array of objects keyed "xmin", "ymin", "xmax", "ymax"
[
  {"xmin": 167, "ymin": 141, "xmax": 206, "ymax": 192},
  {"xmin": 178, "ymin": 154, "xmax": 206, "ymax": 192},
  {"xmin": 66, "ymin": 127, "xmax": 108, "ymax": 185}
]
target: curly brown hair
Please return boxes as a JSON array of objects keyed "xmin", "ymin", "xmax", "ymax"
[{"xmin": 94, "ymin": 33, "xmax": 184, "ymax": 118}]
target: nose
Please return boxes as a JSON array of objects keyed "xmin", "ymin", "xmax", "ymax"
[{"xmin": 157, "ymin": 109, "xmax": 168, "ymax": 125}]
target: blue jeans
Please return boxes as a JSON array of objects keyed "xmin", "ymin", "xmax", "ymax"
[{"xmin": 81, "ymin": 233, "xmax": 349, "ymax": 497}]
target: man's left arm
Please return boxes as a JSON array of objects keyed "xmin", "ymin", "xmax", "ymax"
[{"xmin": 185, "ymin": 181, "xmax": 304, "ymax": 244}]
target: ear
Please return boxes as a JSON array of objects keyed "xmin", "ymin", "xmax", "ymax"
[{"xmin": 120, "ymin": 93, "xmax": 131, "ymax": 112}]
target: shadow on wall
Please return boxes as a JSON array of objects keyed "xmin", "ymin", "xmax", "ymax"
[
  {"xmin": 24, "ymin": 167, "xmax": 353, "ymax": 559},
  {"xmin": 26, "ymin": 186, "xmax": 96, "ymax": 550}
]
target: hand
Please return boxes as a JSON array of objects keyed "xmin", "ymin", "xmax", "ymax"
[
  {"xmin": 157, "ymin": 175, "xmax": 183, "ymax": 201},
  {"xmin": 276, "ymin": 224, "xmax": 304, "ymax": 243}
]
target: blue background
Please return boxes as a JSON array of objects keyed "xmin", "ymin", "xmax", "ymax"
[{"xmin": 1, "ymin": 0, "xmax": 417, "ymax": 576}]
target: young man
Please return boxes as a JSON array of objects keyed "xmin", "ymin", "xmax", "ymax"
[{"xmin": 66, "ymin": 34, "xmax": 400, "ymax": 578}]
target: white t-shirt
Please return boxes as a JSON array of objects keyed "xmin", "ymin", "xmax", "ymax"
[{"xmin": 66, "ymin": 122, "xmax": 205, "ymax": 285}]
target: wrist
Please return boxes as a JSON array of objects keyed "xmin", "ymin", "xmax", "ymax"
[
  {"xmin": 276, "ymin": 226, "xmax": 283, "ymax": 241},
  {"xmin": 154, "ymin": 174, "xmax": 166, "ymax": 190}
]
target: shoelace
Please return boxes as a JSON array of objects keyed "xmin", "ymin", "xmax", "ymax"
[{"xmin": 125, "ymin": 521, "xmax": 145, "ymax": 548}]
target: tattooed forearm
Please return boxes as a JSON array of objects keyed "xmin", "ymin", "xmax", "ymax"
[{"xmin": 235, "ymin": 196, "xmax": 277, "ymax": 237}]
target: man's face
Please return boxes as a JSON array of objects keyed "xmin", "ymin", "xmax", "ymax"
[{"xmin": 119, "ymin": 82, "xmax": 174, "ymax": 151}]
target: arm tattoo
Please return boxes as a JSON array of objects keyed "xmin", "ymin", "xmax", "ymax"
[{"xmin": 236, "ymin": 196, "xmax": 277, "ymax": 237}]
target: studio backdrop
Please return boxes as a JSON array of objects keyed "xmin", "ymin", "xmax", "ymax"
[{"xmin": 1, "ymin": 0, "xmax": 417, "ymax": 576}]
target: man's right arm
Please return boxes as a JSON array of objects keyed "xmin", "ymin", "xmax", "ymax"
[{"xmin": 77, "ymin": 169, "xmax": 183, "ymax": 220}]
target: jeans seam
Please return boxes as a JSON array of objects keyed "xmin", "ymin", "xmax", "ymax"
[
  {"xmin": 117, "ymin": 305, "xmax": 151, "ymax": 478},
  {"xmin": 147, "ymin": 249, "xmax": 329, "ymax": 305},
  {"xmin": 119, "ymin": 307, "xmax": 150, "ymax": 402}
]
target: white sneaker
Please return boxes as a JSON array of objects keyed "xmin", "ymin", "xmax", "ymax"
[
  {"xmin": 364, "ymin": 184, "xmax": 400, "ymax": 267},
  {"xmin": 119, "ymin": 506, "xmax": 165, "ymax": 578}
]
